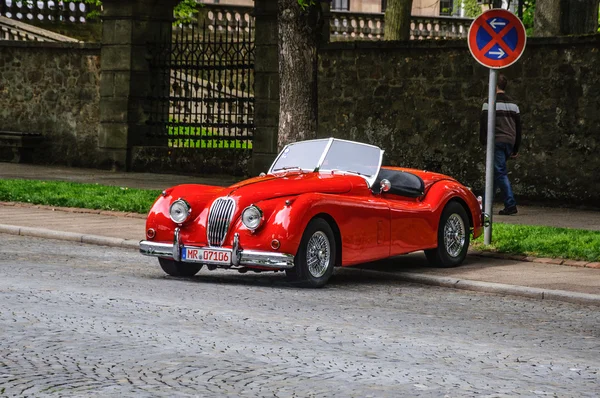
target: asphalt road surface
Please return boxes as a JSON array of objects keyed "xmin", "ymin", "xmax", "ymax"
[{"xmin": 1, "ymin": 234, "xmax": 599, "ymax": 397}]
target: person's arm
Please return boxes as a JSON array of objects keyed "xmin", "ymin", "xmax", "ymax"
[
  {"xmin": 479, "ymin": 102, "xmax": 488, "ymax": 146},
  {"xmin": 512, "ymin": 109, "xmax": 522, "ymax": 155}
]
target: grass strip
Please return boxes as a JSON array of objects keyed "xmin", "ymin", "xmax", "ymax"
[
  {"xmin": 167, "ymin": 124, "xmax": 253, "ymax": 149},
  {"xmin": 0, "ymin": 179, "xmax": 598, "ymax": 262},
  {"xmin": 0, "ymin": 179, "xmax": 161, "ymax": 214},
  {"xmin": 472, "ymin": 223, "xmax": 600, "ymax": 262}
]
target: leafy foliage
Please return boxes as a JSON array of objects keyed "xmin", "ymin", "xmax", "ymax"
[
  {"xmin": 297, "ymin": 0, "xmax": 317, "ymax": 9},
  {"xmin": 174, "ymin": 0, "xmax": 201, "ymax": 25},
  {"xmin": 522, "ymin": 0, "xmax": 536, "ymax": 35},
  {"xmin": 455, "ymin": 0, "xmax": 483, "ymax": 18}
]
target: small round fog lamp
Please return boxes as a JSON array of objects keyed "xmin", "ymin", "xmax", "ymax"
[
  {"xmin": 170, "ymin": 199, "xmax": 191, "ymax": 224},
  {"xmin": 242, "ymin": 205, "xmax": 263, "ymax": 230}
]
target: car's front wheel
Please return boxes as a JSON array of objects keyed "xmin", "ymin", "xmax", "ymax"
[
  {"xmin": 158, "ymin": 258, "xmax": 203, "ymax": 277},
  {"xmin": 425, "ymin": 201, "xmax": 470, "ymax": 268},
  {"xmin": 286, "ymin": 218, "xmax": 336, "ymax": 288}
]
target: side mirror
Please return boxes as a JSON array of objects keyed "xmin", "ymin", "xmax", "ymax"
[{"xmin": 380, "ymin": 179, "xmax": 391, "ymax": 193}]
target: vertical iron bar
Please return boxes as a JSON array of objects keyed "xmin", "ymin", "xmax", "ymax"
[{"xmin": 200, "ymin": 19, "xmax": 206, "ymax": 150}]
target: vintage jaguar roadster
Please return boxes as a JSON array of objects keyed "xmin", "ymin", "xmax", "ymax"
[{"xmin": 140, "ymin": 138, "xmax": 484, "ymax": 287}]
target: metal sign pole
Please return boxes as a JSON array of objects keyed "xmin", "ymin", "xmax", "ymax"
[{"xmin": 484, "ymin": 68, "xmax": 498, "ymax": 245}]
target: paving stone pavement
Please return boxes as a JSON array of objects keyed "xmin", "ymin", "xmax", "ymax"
[{"xmin": 1, "ymin": 235, "xmax": 599, "ymax": 397}]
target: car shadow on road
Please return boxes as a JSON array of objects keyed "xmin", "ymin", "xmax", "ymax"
[{"xmin": 145, "ymin": 251, "xmax": 495, "ymax": 289}]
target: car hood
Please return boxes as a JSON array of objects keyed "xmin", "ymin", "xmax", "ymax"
[{"xmin": 224, "ymin": 172, "xmax": 354, "ymax": 206}]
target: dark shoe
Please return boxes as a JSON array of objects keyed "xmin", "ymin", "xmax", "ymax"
[{"xmin": 499, "ymin": 206, "xmax": 518, "ymax": 216}]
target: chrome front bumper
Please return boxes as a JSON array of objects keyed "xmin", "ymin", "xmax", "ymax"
[{"xmin": 139, "ymin": 231, "xmax": 295, "ymax": 270}]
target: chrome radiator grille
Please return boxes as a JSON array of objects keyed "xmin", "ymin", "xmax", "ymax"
[{"xmin": 207, "ymin": 197, "xmax": 236, "ymax": 246}]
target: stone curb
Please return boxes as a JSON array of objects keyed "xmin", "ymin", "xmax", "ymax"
[
  {"xmin": 469, "ymin": 250, "xmax": 600, "ymax": 269},
  {"xmin": 0, "ymin": 224, "xmax": 139, "ymax": 250},
  {"xmin": 355, "ymin": 270, "xmax": 600, "ymax": 307},
  {"xmin": 0, "ymin": 202, "xmax": 146, "ymax": 219}
]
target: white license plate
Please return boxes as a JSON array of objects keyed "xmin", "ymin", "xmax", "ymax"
[{"xmin": 182, "ymin": 247, "xmax": 231, "ymax": 265}]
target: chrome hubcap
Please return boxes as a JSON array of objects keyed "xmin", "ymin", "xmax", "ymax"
[
  {"xmin": 306, "ymin": 231, "xmax": 330, "ymax": 278},
  {"xmin": 444, "ymin": 214, "xmax": 466, "ymax": 258}
]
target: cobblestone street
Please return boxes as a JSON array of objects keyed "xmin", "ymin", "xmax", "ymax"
[{"xmin": 1, "ymin": 233, "xmax": 599, "ymax": 397}]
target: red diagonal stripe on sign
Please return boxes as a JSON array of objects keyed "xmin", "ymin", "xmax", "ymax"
[{"xmin": 477, "ymin": 13, "xmax": 516, "ymax": 58}]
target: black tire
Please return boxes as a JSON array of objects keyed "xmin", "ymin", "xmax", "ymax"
[
  {"xmin": 158, "ymin": 258, "xmax": 203, "ymax": 277},
  {"xmin": 286, "ymin": 218, "xmax": 336, "ymax": 288},
  {"xmin": 425, "ymin": 201, "xmax": 470, "ymax": 268}
]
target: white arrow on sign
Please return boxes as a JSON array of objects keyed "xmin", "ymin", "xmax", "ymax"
[
  {"xmin": 488, "ymin": 48, "xmax": 506, "ymax": 58},
  {"xmin": 489, "ymin": 18, "xmax": 506, "ymax": 29}
]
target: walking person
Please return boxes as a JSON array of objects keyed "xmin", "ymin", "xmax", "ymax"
[{"xmin": 479, "ymin": 74, "xmax": 522, "ymax": 215}]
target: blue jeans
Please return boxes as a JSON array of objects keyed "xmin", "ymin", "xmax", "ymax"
[{"xmin": 494, "ymin": 142, "xmax": 516, "ymax": 209}]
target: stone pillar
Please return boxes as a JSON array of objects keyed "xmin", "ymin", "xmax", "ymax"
[
  {"xmin": 251, "ymin": 0, "xmax": 279, "ymax": 175},
  {"xmin": 320, "ymin": 0, "xmax": 331, "ymax": 45},
  {"xmin": 98, "ymin": 0, "xmax": 177, "ymax": 170}
]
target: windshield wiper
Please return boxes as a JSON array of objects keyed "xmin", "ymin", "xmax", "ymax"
[
  {"xmin": 346, "ymin": 170, "xmax": 370, "ymax": 177},
  {"xmin": 329, "ymin": 169, "xmax": 370, "ymax": 177},
  {"xmin": 273, "ymin": 166, "xmax": 303, "ymax": 172}
]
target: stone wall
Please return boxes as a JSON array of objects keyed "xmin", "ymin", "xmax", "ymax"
[
  {"xmin": 318, "ymin": 36, "xmax": 600, "ymax": 206},
  {"xmin": 0, "ymin": 41, "xmax": 101, "ymax": 167}
]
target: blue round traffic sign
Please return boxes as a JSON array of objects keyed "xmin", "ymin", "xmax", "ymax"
[{"xmin": 468, "ymin": 9, "xmax": 527, "ymax": 69}]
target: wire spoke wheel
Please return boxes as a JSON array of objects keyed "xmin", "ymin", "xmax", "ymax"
[
  {"xmin": 443, "ymin": 213, "xmax": 466, "ymax": 258},
  {"xmin": 306, "ymin": 231, "xmax": 331, "ymax": 278},
  {"xmin": 425, "ymin": 201, "xmax": 470, "ymax": 268},
  {"xmin": 287, "ymin": 218, "xmax": 336, "ymax": 287}
]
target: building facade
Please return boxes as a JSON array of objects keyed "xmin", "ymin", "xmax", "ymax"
[{"xmin": 206, "ymin": 0, "xmax": 459, "ymax": 16}]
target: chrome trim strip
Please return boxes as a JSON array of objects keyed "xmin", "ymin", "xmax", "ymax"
[
  {"xmin": 139, "ymin": 240, "xmax": 295, "ymax": 270},
  {"xmin": 483, "ymin": 212, "xmax": 491, "ymax": 227},
  {"xmin": 232, "ymin": 233, "xmax": 241, "ymax": 266},
  {"xmin": 239, "ymin": 250, "xmax": 295, "ymax": 269},
  {"xmin": 140, "ymin": 241, "xmax": 173, "ymax": 258},
  {"xmin": 314, "ymin": 137, "xmax": 334, "ymax": 172}
]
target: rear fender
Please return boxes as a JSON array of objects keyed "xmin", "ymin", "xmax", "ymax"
[{"xmin": 422, "ymin": 180, "xmax": 483, "ymax": 238}]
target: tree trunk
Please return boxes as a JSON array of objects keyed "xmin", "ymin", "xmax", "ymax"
[
  {"xmin": 534, "ymin": 0, "xmax": 563, "ymax": 36},
  {"xmin": 384, "ymin": 0, "xmax": 413, "ymax": 41},
  {"xmin": 534, "ymin": 0, "xmax": 600, "ymax": 36},
  {"xmin": 565, "ymin": 0, "xmax": 600, "ymax": 34},
  {"xmin": 277, "ymin": 0, "xmax": 321, "ymax": 150}
]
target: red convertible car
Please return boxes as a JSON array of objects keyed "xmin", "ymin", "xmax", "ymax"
[{"xmin": 140, "ymin": 138, "xmax": 484, "ymax": 287}]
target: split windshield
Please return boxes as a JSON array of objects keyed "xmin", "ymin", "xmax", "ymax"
[{"xmin": 270, "ymin": 139, "xmax": 382, "ymax": 181}]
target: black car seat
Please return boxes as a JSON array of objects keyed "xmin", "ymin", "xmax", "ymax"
[{"xmin": 372, "ymin": 169, "xmax": 425, "ymax": 198}]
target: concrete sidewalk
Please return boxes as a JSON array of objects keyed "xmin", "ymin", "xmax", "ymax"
[{"xmin": 1, "ymin": 163, "xmax": 600, "ymax": 305}]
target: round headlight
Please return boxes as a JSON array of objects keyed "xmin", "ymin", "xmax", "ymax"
[
  {"xmin": 169, "ymin": 199, "xmax": 191, "ymax": 224},
  {"xmin": 242, "ymin": 205, "xmax": 262, "ymax": 230}
]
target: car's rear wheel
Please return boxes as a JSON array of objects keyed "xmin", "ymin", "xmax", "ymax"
[
  {"xmin": 158, "ymin": 258, "xmax": 203, "ymax": 277},
  {"xmin": 286, "ymin": 218, "xmax": 336, "ymax": 288},
  {"xmin": 425, "ymin": 201, "xmax": 470, "ymax": 268}
]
